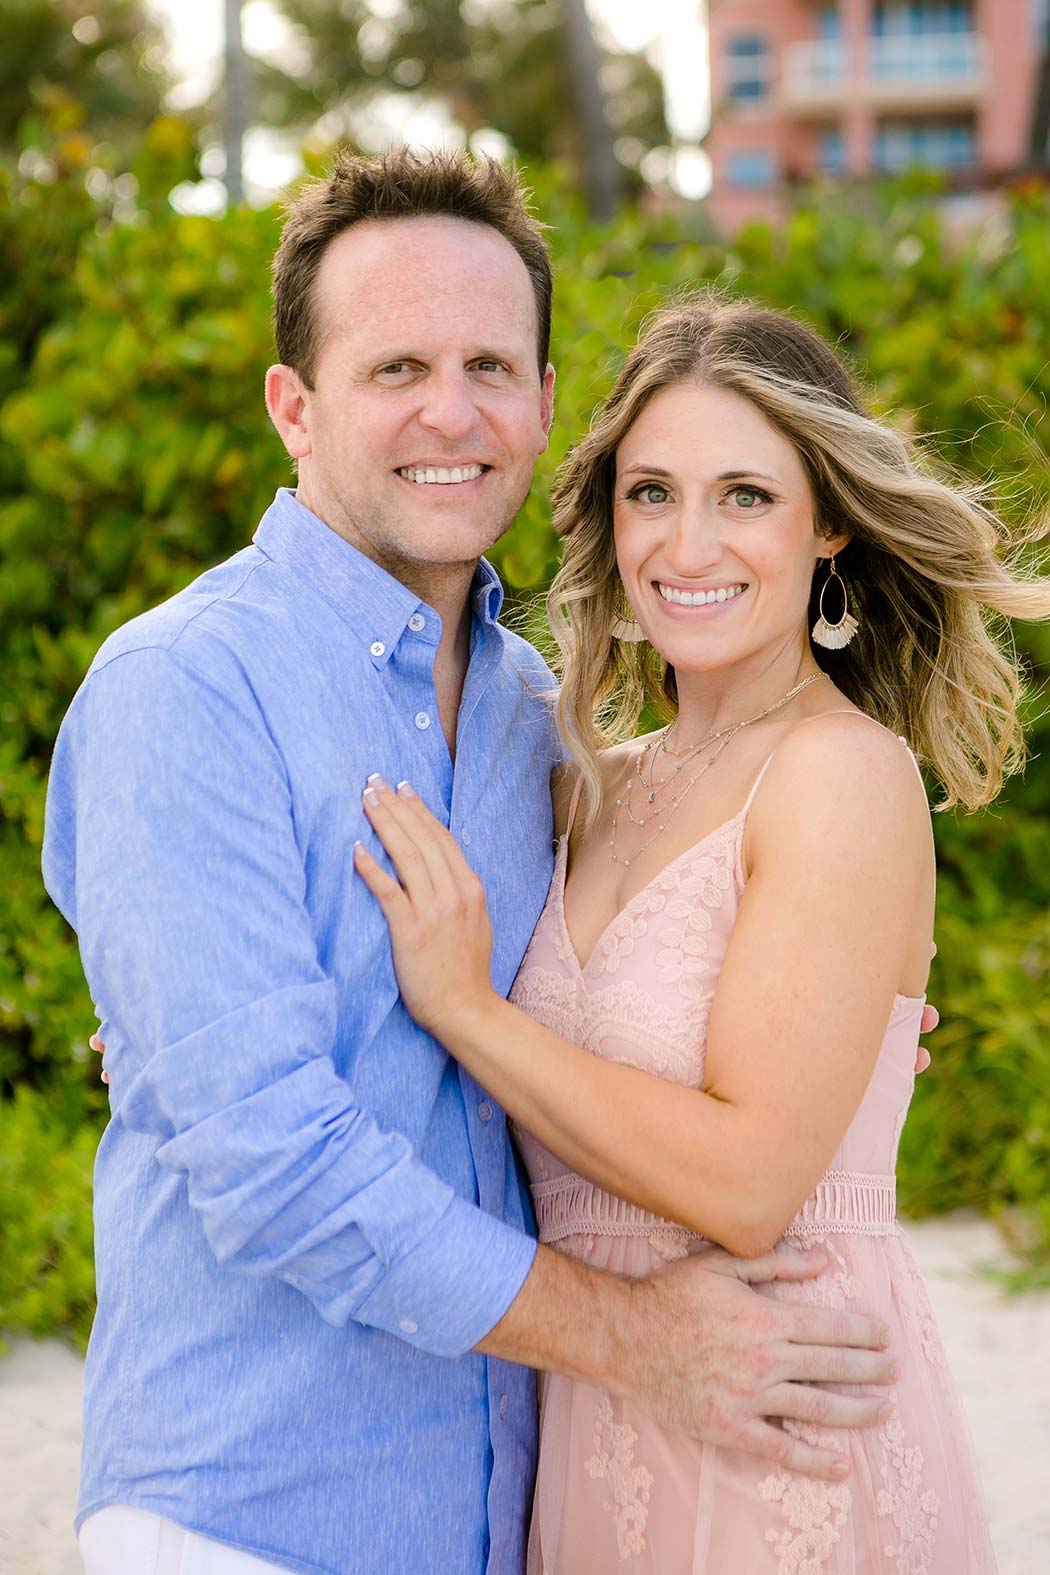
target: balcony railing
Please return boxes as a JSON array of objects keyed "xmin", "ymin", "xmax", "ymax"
[
  {"xmin": 869, "ymin": 31, "xmax": 982, "ymax": 84},
  {"xmin": 782, "ymin": 40, "xmax": 844, "ymax": 101},
  {"xmin": 781, "ymin": 33, "xmax": 984, "ymax": 108}
]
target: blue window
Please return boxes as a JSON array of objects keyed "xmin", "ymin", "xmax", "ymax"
[
  {"xmin": 874, "ymin": 119, "xmax": 976, "ymax": 171},
  {"xmin": 873, "ymin": 3, "xmax": 973, "ymax": 35},
  {"xmin": 726, "ymin": 150, "xmax": 779, "ymax": 189},
  {"xmin": 817, "ymin": 128, "xmax": 846, "ymax": 175},
  {"xmin": 726, "ymin": 34, "xmax": 770, "ymax": 102},
  {"xmin": 818, "ymin": 6, "xmax": 843, "ymax": 40}
]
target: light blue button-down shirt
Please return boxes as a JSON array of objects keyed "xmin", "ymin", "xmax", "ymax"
[{"xmin": 43, "ymin": 489, "xmax": 561, "ymax": 1575}]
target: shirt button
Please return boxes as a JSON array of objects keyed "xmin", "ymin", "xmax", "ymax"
[
  {"xmin": 478, "ymin": 1102, "xmax": 493, "ymax": 1122},
  {"xmin": 369, "ymin": 640, "xmax": 385, "ymax": 658},
  {"xmin": 461, "ymin": 828, "xmax": 471, "ymax": 846},
  {"xmin": 498, "ymin": 1393, "xmax": 509, "ymax": 1419},
  {"xmin": 408, "ymin": 613, "xmax": 426, "ymax": 633},
  {"xmin": 414, "ymin": 711, "xmax": 431, "ymax": 731},
  {"xmin": 398, "ymin": 1317, "xmax": 418, "ymax": 1334}
]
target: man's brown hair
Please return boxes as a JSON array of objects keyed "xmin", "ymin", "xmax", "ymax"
[{"xmin": 272, "ymin": 147, "xmax": 553, "ymax": 387}]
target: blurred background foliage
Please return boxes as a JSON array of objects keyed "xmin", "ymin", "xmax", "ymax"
[
  {"xmin": 248, "ymin": 0, "xmax": 668, "ymax": 193},
  {"xmin": 1, "ymin": 4, "xmax": 1049, "ymax": 1347}
]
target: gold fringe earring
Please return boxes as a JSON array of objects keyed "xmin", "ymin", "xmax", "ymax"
[{"xmin": 811, "ymin": 556, "xmax": 859, "ymax": 650}]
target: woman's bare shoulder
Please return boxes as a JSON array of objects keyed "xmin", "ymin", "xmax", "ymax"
[{"xmin": 751, "ymin": 708, "xmax": 932, "ymax": 857}]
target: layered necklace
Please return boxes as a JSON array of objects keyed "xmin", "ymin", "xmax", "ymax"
[{"xmin": 609, "ymin": 672, "xmax": 827, "ymax": 866}]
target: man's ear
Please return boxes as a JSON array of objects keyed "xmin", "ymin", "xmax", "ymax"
[
  {"xmin": 539, "ymin": 363, "xmax": 556, "ymax": 449},
  {"xmin": 265, "ymin": 364, "xmax": 313, "ymax": 461}
]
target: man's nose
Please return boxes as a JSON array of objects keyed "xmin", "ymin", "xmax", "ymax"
[{"xmin": 418, "ymin": 368, "xmax": 479, "ymax": 440}]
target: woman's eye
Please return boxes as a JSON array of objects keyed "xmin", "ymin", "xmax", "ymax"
[
  {"xmin": 728, "ymin": 486, "xmax": 770, "ymax": 509},
  {"xmin": 632, "ymin": 483, "xmax": 670, "ymax": 505}
]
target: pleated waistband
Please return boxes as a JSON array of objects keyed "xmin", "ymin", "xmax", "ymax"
[{"xmin": 532, "ymin": 1167, "xmax": 899, "ymax": 1246}]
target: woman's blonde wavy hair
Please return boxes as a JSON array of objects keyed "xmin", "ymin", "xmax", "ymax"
[{"xmin": 547, "ymin": 287, "xmax": 1050, "ymax": 824}]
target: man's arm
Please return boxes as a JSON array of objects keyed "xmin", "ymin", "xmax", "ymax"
[
  {"xmin": 43, "ymin": 642, "xmax": 535, "ymax": 1358},
  {"xmin": 480, "ymin": 1242, "xmax": 894, "ymax": 1480}
]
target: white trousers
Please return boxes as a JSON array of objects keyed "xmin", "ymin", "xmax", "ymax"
[{"xmin": 79, "ymin": 1505, "xmax": 288, "ymax": 1574}]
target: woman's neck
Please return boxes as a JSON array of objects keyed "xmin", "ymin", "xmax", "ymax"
[{"xmin": 670, "ymin": 643, "xmax": 826, "ymax": 744}]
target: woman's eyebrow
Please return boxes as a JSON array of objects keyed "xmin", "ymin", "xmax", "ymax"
[
  {"xmin": 716, "ymin": 469, "xmax": 782, "ymax": 484},
  {"xmin": 620, "ymin": 464, "xmax": 785, "ymax": 484}
]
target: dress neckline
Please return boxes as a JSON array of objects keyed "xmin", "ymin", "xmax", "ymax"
[
  {"xmin": 555, "ymin": 810, "xmax": 746, "ymax": 978},
  {"xmin": 553, "ymin": 814, "xmax": 927, "ymax": 1010}
]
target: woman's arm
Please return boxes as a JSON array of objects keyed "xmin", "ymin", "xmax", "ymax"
[{"xmin": 355, "ymin": 718, "xmax": 933, "ymax": 1257}]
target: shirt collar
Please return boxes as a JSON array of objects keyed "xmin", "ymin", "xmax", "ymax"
[{"xmin": 253, "ymin": 489, "xmax": 505, "ymax": 664}]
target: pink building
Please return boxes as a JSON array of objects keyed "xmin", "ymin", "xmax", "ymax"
[{"xmin": 704, "ymin": 0, "xmax": 1046, "ymax": 233}]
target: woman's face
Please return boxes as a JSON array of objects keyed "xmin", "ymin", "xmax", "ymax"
[{"xmin": 613, "ymin": 380, "xmax": 845, "ymax": 678}]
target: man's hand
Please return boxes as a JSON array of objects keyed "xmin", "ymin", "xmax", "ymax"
[
  {"xmin": 479, "ymin": 1240, "xmax": 895, "ymax": 1482},
  {"xmin": 89, "ymin": 1031, "xmax": 108, "ymax": 1084},
  {"xmin": 916, "ymin": 940, "xmax": 940, "ymax": 1073},
  {"xmin": 620, "ymin": 1244, "xmax": 895, "ymax": 1477}
]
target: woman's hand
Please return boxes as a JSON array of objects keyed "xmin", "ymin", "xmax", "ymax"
[{"xmin": 354, "ymin": 776, "xmax": 497, "ymax": 1039}]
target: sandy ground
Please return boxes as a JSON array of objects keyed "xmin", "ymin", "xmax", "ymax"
[{"xmin": 1, "ymin": 1214, "xmax": 1047, "ymax": 1575}]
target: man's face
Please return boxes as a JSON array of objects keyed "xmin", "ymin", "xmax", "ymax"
[{"xmin": 273, "ymin": 215, "xmax": 555, "ymax": 581}]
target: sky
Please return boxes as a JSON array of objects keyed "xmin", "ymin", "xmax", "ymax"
[{"xmin": 145, "ymin": 0, "xmax": 711, "ymax": 205}]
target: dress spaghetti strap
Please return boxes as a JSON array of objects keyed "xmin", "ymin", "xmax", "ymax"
[
  {"xmin": 563, "ymin": 770, "xmax": 587, "ymax": 841},
  {"xmin": 740, "ymin": 709, "xmax": 923, "ymax": 819}
]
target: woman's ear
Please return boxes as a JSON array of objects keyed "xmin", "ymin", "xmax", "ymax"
[{"xmin": 817, "ymin": 530, "xmax": 852, "ymax": 562}]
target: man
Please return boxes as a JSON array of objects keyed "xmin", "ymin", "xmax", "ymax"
[{"xmin": 45, "ymin": 150, "xmax": 904, "ymax": 1575}]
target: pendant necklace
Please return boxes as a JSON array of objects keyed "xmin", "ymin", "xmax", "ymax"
[{"xmin": 610, "ymin": 672, "xmax": 827, "ymax": 866}]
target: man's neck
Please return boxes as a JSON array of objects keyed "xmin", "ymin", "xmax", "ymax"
[{"xmin": 292, "ymin": 485, "xmax": 479, "ymax": 757}]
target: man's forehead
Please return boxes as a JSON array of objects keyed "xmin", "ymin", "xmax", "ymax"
[
  {"xmin": 315, "ymin": 217, "xmax": 538, "ymax": 356},
  {"xmin": 318, "ymin": 216, "xmax": 532, "ymax": 301}
]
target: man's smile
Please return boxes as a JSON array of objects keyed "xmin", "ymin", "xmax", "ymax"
[{"xmin": 395, "ymin": 463, "xmax": 490, "ymax": 485}]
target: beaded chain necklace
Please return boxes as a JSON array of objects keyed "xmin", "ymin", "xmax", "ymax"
[{"xmin": 609, "ymin": 672, "xmax": 827, "ymax": 866}]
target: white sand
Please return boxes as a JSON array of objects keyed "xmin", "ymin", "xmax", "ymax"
[{"xmin": 1, "ymin": 1214, "xmax": 1047, "ymax": 1575}]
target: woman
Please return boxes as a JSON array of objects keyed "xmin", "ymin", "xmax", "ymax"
[{"xmin": 354, "ymin": 291, "xmax": 1045, "ymax": 1571}]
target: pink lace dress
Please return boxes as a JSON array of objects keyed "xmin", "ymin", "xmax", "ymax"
[{"xmin": 509, "ymin": 753, "xmax": 998, "ymax": 1574}]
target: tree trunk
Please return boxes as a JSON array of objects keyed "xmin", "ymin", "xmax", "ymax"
[
  {"xmin": 562, "ymin": 0, "xmax": 620, "ymax": 221},
  {"xmin": 1029, "ymin": 16, "xmax": 1050, "ymax": 168},
  {"xmin": 224, "ymin": 0, "xmax": 246, "ymax": 205}
]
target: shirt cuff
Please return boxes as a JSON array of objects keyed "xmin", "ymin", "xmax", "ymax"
[{"xmin": 354, "ymin": 1193, "xmax": 538, "ymax": 1358}]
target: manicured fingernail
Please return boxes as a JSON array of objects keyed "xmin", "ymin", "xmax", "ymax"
[
  {"xmin": 879, "ymin": 1403, "xmax": 894, "ymax": 1423},
  {"xmin": 833, "ymin": 1460, "xmax": 849, "ymax": 1478},
  {"xmin": 396, "ymin": 780, "xmax": 415, "ymax": 797},
  {"xmin": 363, "ymin": 787, "xmax": 379, "ymax": 806},
  {"xmin": 890, "ymin": 1362, "xmax": 902, "ymax": 1381},
  {"xmin": 366, "ymin": 772, "xmax": 383, "ymax": 784}
]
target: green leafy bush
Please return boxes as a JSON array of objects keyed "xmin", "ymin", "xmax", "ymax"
[
  {"xmin": 0, "ymin": 1086, "xmax": 97, "ymax": 1348},
  {"xmin": 2, "ymin": 158, "xmax": 1049, "ymax": 1340}
]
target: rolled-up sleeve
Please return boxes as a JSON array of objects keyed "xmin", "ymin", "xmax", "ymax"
[{"xmin": 42, "ymin": 644, "xmax": 535, "ymax": 1357}]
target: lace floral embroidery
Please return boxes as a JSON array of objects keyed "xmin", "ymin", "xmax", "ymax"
[
  {"xmin": 584, "ymin": 1394, "xmax": 654, "ymax": 1560},
  {"xmin": 512, "ymin": 963, "xmax": 707, "ymax": 1086},
  {"xmin": 890, "ymin": 1240, "xmax": 950, "ymax": 1377},
  {"xmin": 759, "ymin": 1440, "xmax": 852, "ymax": 1575},
  {"xmin": 875, "ymin": 1399, "xmax": 940, "ymax": 1572}
]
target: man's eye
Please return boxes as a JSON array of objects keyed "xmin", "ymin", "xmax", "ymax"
[
  {"xmin": 377, "ymin": 362, "xmax": 414, "ymax": 378},
  {"xmin": 473, "ymin": 359, "xmax": 505, "ymax": 373}
]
